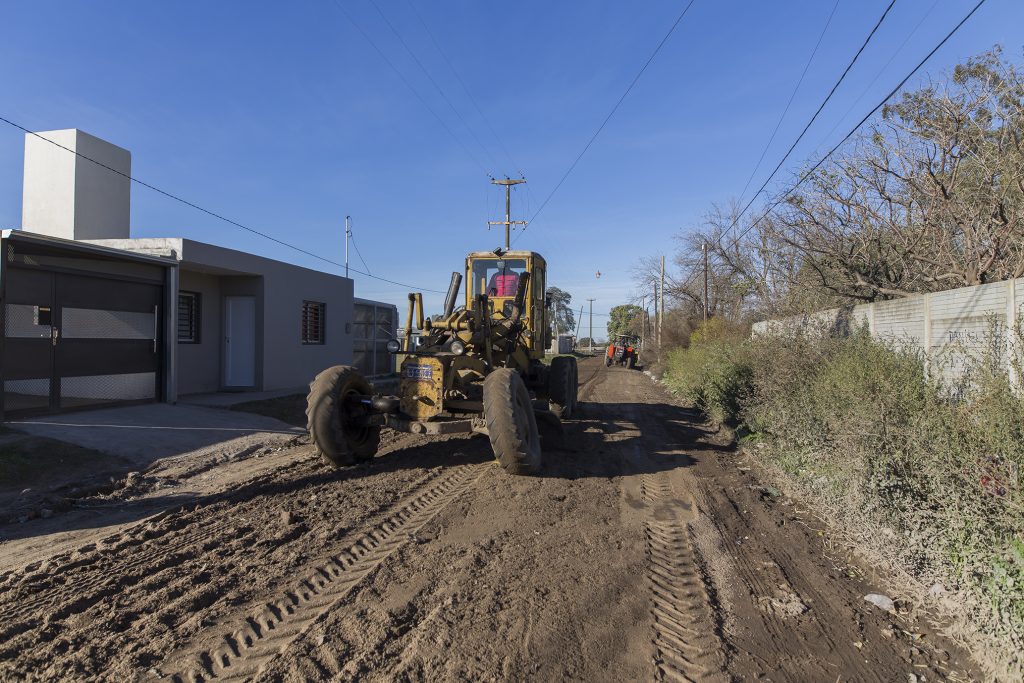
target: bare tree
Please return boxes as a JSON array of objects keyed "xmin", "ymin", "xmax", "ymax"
[{"xmin": 775, "ymin": 48, "xmax": 1024, "ymax": 301}]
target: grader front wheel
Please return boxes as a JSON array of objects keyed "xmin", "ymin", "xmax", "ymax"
[
  {"xmin": 306, "ymin": 365, "xmax": 381, "ymax": 467},
  {"xmin": 483, "ymin": 369, "xmax": 541, "ymax": 475}
]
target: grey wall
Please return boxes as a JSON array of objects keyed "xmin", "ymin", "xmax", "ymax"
[
  {"xmin": 261, "ymin": 265, "xmax": 351, "ymax": 390},
  {"xmin": 90, "ymin": 237, "xmax": 394, "ymax": 393},
  {"xmin": 176, "ymin": 271, "xmax": 222, "ymax": 395}
]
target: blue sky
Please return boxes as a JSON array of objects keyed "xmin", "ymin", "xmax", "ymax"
[{"xmin": 1, "ymin": 0, "xmax": 1019, "ymax": 334}]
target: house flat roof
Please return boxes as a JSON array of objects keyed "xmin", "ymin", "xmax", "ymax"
[
  {"xmin": 1, "ymin": 229, "xmax": 178, "ymax": 267},
  {"xmin": 86, "ymin": 237, "xmax": 353, "ymax": 281}
]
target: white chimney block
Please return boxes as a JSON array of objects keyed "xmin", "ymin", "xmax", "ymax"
[{"xmin": 22, "ymin": 128, "xmax": 131, "ymax": 241}]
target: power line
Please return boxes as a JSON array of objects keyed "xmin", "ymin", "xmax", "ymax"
[
  {"xmin": 367, "ymin": 0, "xmax": 501, "ymax": 174},
  {"xmin": 811, "ymin": 0, "xmax": 940, "ymax": 159},
  {"xmin": 674, "ymin": 0, "xmax": 987, "ymax": 297},
  {"xmin": 735, "ymin": 0, "xmax": 839, "ymax": 209},
  {"xmin": 404, "ymin": 0, "xmax": 524, "ymax": 178},
  {"xmin": 722, "ymin": 0, "xmax": 898, "ymax": 242},
  {"xmin": 0, "ymin": 116, "xmax": 446, "ymax": 294},
  {"xmin": 330, "ymin": 0, "xmax": 489, "ymax": 177},
  {"xmin": 521, "ymin": 0, "xmax": 699, "ymax": 235},
  {"xmin": 348, "ymin": 221, "xmax": 373, "ymax": 275}
]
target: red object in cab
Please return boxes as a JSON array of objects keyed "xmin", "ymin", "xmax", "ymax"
[{"xmin": 487, "ymin": 273, "xmax": 520, "ymax": 297}]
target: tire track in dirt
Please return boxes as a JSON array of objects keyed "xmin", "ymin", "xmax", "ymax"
[
  {"xmin": 0, "ymin": 457, "xmax": 319, "ymax": 632},
  {"xmin": 0, "ymin": 435, "xmax": 485, "ymax": 681},
  {"xmin": 689, "ymin": 476, "xmax": 912, "ymax": 682},
  {"xmin": 641, "ymin": 474, "xmax": 728, "ymax": 683},
  {"xmin": 575, "ymin": 357, "xmax": 606, "ymax": 401},
  {"xmin": 161, "ymin": 463, "xmax": 486, "ymax": 682}
]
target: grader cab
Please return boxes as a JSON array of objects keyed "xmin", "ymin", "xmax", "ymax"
[{"xmin": 305, "ymin": 249, "xmax": 579, "ymax": 475}]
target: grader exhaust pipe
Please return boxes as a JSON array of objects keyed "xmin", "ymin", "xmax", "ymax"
[{"xmin": 443, "ymin": 272, "xmax": 463, "ymax": 318}]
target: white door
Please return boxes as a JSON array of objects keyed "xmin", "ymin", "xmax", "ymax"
[{"xmin": 224, "ymin": 296, "xmax": 256, "ymax": 387}]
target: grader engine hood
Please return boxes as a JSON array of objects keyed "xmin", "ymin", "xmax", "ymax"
[{"xmin": 400, "ymin": 356, "xmax": 445, "ymax": 420}]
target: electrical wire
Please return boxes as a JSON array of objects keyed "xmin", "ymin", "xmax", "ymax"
[
  {"xmin": 735, "ymin": 0, "xmax": 840, "ymax": 209},
  {"xmin": 0, "ymin": 116, "xmax": 447, "ymax": 294},
  {"xmin": 368, "ymin": 0, "xmax": 501, "ymax": 175},
  {"xmin": 349, "ymin": 226, "xmax": 373, "ymax": 275},
  {"xmin": 811, "ymin": 0, "xmax": 940, "ymax": 159},
  {"xmin": 519, "ymin": 0, "xmax": 699, "ymax": 237},
  {"xmin": 673, "ymin": 0, "xmax": 988, "ymax": 297},
  {"xmin": 719, "ymin": 0, "xmax": 898, "ymax": 241},
  {"xmin": 404, "ymin": 0, "xmax": 525, "ymax": 178},
  {"xmin": 330, "ymin": 0, "xmax": 490, "ymax": 177}
]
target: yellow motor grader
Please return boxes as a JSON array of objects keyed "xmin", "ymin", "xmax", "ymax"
[{"xmin": 305, "ymin": 249, "xmax": 579, "ymax": 475}]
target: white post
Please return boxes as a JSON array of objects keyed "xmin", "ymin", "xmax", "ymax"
[
  {"xmin": 923, "ymin": 293, "xmax": 932, "ymax": 380},
  {"xmin": 345, "ymin": 215, "xmax": 351, "ymax": 278},
  {"xmin": 1008, "ymin": 279, "xmax": 1018, "ymax": 388}
]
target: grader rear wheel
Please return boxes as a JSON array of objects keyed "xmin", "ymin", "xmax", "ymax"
[
  {"xmin": 569, "ymin": 358, "xmax": 579, "ymax": 412},
  {"xmin": 306, "ymin": 365, "xmax": 380, "ymax": 467},
  {"xmin": 483, "ymin": 368, "xmax": 541, "ymax": 475}
]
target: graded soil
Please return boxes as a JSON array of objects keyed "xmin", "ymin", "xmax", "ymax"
[{"xmin": 0, "ymin": 358, "xmax": 981, "ymax": 682}]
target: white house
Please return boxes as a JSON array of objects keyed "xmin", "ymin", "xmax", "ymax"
[{"xmin": 1, "ymin": 129, "xmax": 396, "ymax": 417}]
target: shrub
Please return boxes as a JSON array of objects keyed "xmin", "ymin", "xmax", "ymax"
[
  {"xmin": 744, "ymin": 327, "xmax": 1024, "ymax": 675},
  {"xmin": 663, "ymin": 321, "xmax": 1024, "ymax": 674},
  {"xmin": 662, "ymin": 320, "xmax": 752, "ymax": 424}
]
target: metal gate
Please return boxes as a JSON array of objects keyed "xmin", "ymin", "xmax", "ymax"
[
  {"xmin": 3, "ymin": 267, "xmax": 163, "ymax": 415},
  {"xmin": 353, "ymin": 300, "xmax": 397, "ymax": 378}
]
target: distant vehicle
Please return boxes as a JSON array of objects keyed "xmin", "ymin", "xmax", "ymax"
[{"xmin": 606, "ymin": 334, "xmax": 640, "ymax": 369}]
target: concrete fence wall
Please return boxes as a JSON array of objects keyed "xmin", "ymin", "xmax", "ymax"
[{"xmin": 752, "ymin": 278, "xmax": 1023, "ymax": 385}]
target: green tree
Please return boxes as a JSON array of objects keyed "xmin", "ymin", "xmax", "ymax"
[
  {"xmin": 546, "ymin": 286, "xmax": 575, "ymax": 336},
  {"xmin": 607, "ymin": 304, "xmax": 644, "ymax": 338}
]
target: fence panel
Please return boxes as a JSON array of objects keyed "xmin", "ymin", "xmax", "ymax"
[{"xmin": 752, "ymin": 278, "xmax": 1024, "ymax": 386}]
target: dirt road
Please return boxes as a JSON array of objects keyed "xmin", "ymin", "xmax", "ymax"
[{"xmin": 0, "ymin": 358, "xmax": 980, "ymax": 682}]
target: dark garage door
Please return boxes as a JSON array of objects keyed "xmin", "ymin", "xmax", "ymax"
[{"xmin": 3, "ymin": 267, "xmax": 163, "ymax": 415}]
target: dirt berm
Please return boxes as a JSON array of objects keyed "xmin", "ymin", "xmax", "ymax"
[{"xmin": 0, "ymin": 357, "xmax": 981, "ymax": 681}]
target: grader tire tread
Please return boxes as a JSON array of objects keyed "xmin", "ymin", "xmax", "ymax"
[
  {"xmin": 306, "ymin": 365, "xmax": 380, "ymax": 467},
  {"xmin": 483, "ymin": 369, "xmax": 541, "ymax": 475},
  {"xmin": 569, "ymin": 358, "xmax": 579, "ymax": 412},
  {"xmin": 548, "ymin": 355, "xmax": 574, "ymax": 419}
]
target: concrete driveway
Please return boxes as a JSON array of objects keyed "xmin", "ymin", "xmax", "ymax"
[{"xmin": 7, "ymin": 403, "xmax": 305, "ymax": 467}]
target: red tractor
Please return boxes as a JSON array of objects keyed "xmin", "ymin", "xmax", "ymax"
[{"xmin": 605, "ymin": 334, "xmax": 640, "ymax": 369}]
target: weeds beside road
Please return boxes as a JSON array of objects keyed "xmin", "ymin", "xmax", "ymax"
[{"xmin": 661, "ymin": 321, "xmax": 1024, "ymax": 679}]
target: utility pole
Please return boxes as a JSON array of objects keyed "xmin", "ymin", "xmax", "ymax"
[
  {"xmin": 639, "ymin": 295, "xmax": 646, "ymax": 350},
  {"xmin": 702, "ymin": 242, "xmax": 710, "ymax": 324},
  {"xmin": 345, "ymin": 215, "xmax": 351, "ymax": 278},
  {"xmin": 552, "ymin": 304, "xmax": 558, "ymax": 353},
  {"xmin": 487, "ymin": 178, "xmax": 527, "ymax": 250},
  {"xmin": 659, "ymin": 255, "xmax": 665, "ymax": 345},
  {"xmin": 587, "ymin": 298, "xmax": 596, "ymax": 354},
  {"xmin": 652, "ymin": 286, "xmax": 659, "ymax": 348},
  {"xmin": 574, "ymin": 305, "xmax": 583, "ymax": 349}
]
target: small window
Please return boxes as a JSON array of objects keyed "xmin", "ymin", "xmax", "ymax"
[
  {"xmin": 178, "ymin": 292, "xmax": 200, "ymax": 343},
  {"xmin": 302, "ymin": 301, "xmax": 326, "ymax": 345}
]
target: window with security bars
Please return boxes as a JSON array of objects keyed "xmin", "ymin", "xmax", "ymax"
[
  {"xmin": 302, "ymin": 301, "xmax": 325, "ymax": 344},
  {"xmin": 178, "ymin": 291, "xmax": 200, "ymax": 344}
]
